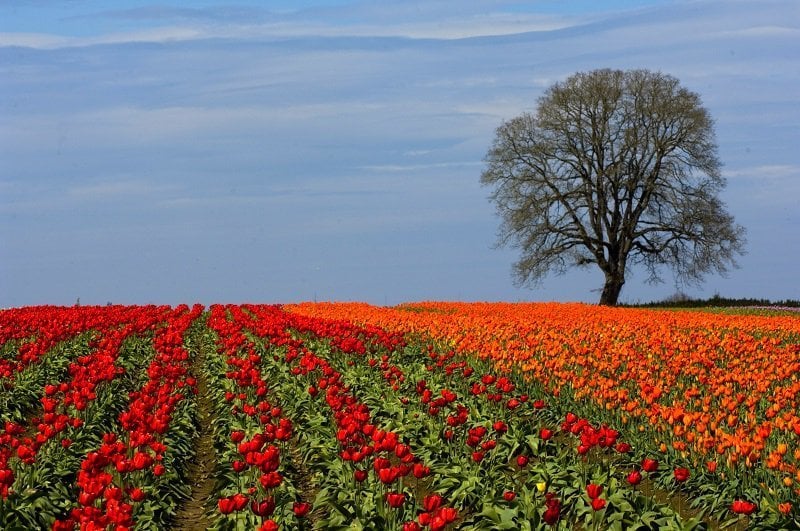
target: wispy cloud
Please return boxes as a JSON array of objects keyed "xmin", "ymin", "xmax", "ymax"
[
  {"xmin": 1, "ymin": 1, "xmax": 587, "ymax": 49},
  {"xmin": 0, "ymin": 27, "xmax": 204, "ymax": 48},
  {"xmin": 715, "ymin": 25, "xmax": 800, "ymax": 38},
  {"xmin": 358, "ymin": 161, "xmax": 482, "ymax": 173},
  {"xmin": 68, "ymin": 179, "xmax": 177, "ymax": 201},
  {"xmin": 724, "ymin": 165, "xmax": 799, "ymax": 179}
]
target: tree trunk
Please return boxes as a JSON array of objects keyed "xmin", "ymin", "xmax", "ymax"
[{"xmin": 599, "ymin": 274, "xmax": 625, "ymax": 306}]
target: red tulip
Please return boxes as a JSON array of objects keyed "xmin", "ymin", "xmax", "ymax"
[
  {"xmin": 251, "ymin": 497, "xmax": 276, "ymax": 517},
  {"xmin": 586, "ymin": 483, "xmax": 603, "ymax": 500},
  {"xmin": 642, "ymin": 458, "xmax": 658, "ymax": 472},
  {"xmin": 423, "ymin": 493, "xmax": 443, "ymax": 512},
  {"xmin": 543, "ymin": 500, "xmax": 560, "ymax": 524},
  {"xmin": 591, "ymin": 498, "xmax": 606, "ymax": 511},
  {"xmin": 386, "ymin": 492, "xmax": 405, "ymax": 508},
  {"xmin": 503, "ymin": 491, "xmax": 516, "ymax": 501},
  {"xmin": 516, "ymin": 455, "xmax": 529, "ymax": 467},
  {"xmin": 218, "ymin": 497, "xmax": 235, "ymax": 514},
  {"xmin": 627, "ymin": 470, "xmax": 642, "ymax": 486},
  {"xmin": 394, "ymin": 444, "xmax": 410, "ymax": 458},
  {"xmin": 233, "ymin": 493, "xmax": 248, "ymax": 510},
  {"xmin": 378, "ymin": 467, "xmax": 398, "ymax": 484},
  {"xmin": 673, "ymin": 467, "xmax": 690, "ymax": 482},
  {"xmin": 293, "ymin": 501, "xmax": 312, "ymax": 517},
  {"xmin": 413, "ymin": 462, "xmax": 431, "ymax": 478},
  {"xmin": 260, "ymin": 471, "xmax": 283, "ymax": 489},
  {"xmin": 731, "ymin": 499, "xmax": 757, "ymax": 515},
  {"xmin": 540, "ymin": 428, "xmax": 554, "ymax": 440}
]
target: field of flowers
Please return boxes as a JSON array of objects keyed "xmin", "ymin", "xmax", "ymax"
[{"xmin": 0, "ymin": 302, "xmax": 797, "ymax": 530}]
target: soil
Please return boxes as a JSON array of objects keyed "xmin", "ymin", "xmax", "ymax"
[{"xmin": 172, "ymin": 336, "xmax": 217, "ymax": 531}]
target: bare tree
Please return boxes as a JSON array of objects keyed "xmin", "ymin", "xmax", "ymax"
[{"xmin": 481, "ymin": 69, "xmax": 745, "ymax": 305}]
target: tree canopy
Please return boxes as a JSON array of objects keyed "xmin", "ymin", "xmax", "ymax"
[{"xmin": 481, "ymin": 68, "xmax": 746, "ymax": 305}]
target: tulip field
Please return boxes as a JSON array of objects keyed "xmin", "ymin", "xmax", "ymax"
[{"xmin": 0, "ymin": 303, "xmax": 798, "ymax": 530}]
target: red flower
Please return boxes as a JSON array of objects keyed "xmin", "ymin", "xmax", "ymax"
[
  {"xmin": 642, "ymin": 458, "xmax": 658, "ymax": 473},
  {"xmin": 386, "ymin": 492, "xmax": 405, "ymax": 508},
  {"xmin": 503, "ymin": 491, "xmax": 516, "ymax": 501},
  {"xmin": 378, "ymin": 467, "xmax": 399, "ymax": 484},
  {"xmin": 591, "ymin": 498, "xmax": 606, "ymax": 511},
  {"xmin": 233, "ymin": 493, "xmax": 248, "ymax": 510},
  {"xmin": 627, "ymin": 470, "xmax": 642, "ymax": 486},
  {"xmin": 251, "ymin": 497, "xmax": 276, "ymax": 517},
  {"xmin": 586, "ymin": 483, "xmax": 603, "ymax": 500},
  {"xmin": 706, "ymin": 461, "xmax": 717, "ymax": 473},
  {"xmin": 423, "ymin": 493, "xmax": 443, "ymax": 512},
  {"xmin": 231, "ymin": 430, "xmax": 245, "ymax": 443},
  {"xmin": 731, "ymin": 499, "xmax": 757, "ymax": 515},
  {"xmin": 293, "ymin": 501, "xmax": 312, "ymax": 517},
  {"xmin": 540, "ymin": 428, "xmax": 554, "ymax": 440},
  {"xmin": 259, "ymin": 520, "xmax": 279, "ymax": 531},
  {"xmin": 516, "ymin": 455, "xmax": 529, "ymax": 467},
  {"xmin": 260, "ymin": 471, "xmax": 283, "ymax": 489},
  {"xmin": 354, "ymin": 469, "xmax": 368, "ymax": 482},
  {"xmin": 493, "ymin": 421, "xmax": 508, "ymax": 433},
  {"xmin": 153, "ymin": 464, "xmax": 166, "ymax": 476},
  {"xmin": 394, "ymin": 444, "xmax": 410, "ymax": 458},
  {"xmin": 403, "ymin": 522, "xmax": 422, "ymax": 531},
  {"xmin": 412, "ymin": 462, "xmax": 431, "ymax": 478},
  {"xmin": 218, "ymin": 497, "xmax": 235, "ymax": 514},
  {"xmin": 673, "ymin": 467, "xmax": 690, "ymax": 482},
  {"xmin": 543, "ymin": 497, "xmax": 561, "ymax": 525}
]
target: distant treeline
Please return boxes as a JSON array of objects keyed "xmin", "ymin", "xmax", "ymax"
[{"xmin": 627, "ymin": 294, "xmax": 800, "ymax": 309}]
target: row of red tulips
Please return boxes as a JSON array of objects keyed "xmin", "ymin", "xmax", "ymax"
[{"xmin": 1, "ymin": 305, "xmax": 200, "ymax": 529}]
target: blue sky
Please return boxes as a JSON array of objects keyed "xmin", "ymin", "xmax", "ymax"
[{"xmin": 1, "ymin": 0, "xmax": 798, "ymax": 306}]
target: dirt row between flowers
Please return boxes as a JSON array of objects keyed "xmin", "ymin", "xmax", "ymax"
[
  {"xmin": 172, "ymin": 322, "xmax": 216, "ymax": 531},
  {"xmin": 171, "ymin": 316, "xmax": 324, "ymax": 531}
]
